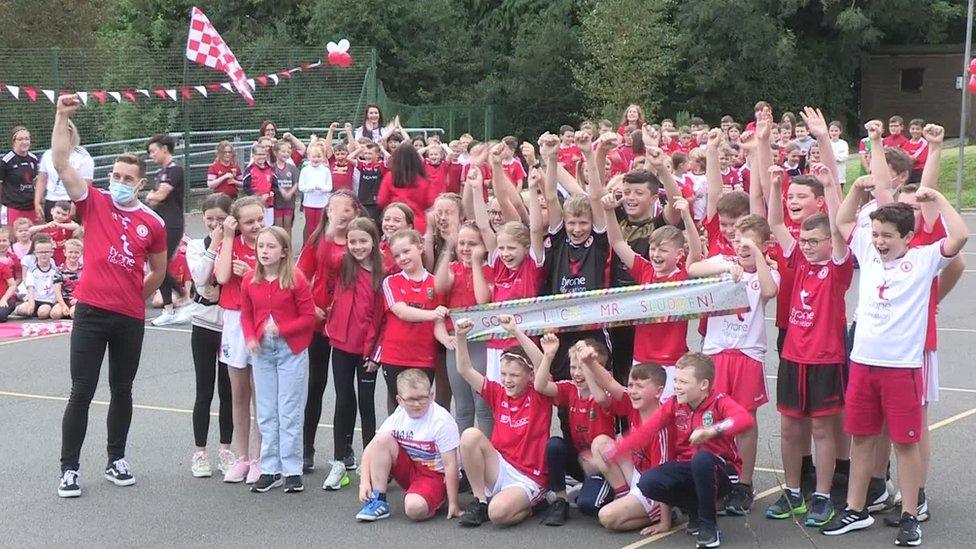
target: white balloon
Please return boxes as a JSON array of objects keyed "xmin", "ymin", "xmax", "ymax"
[
  {"xmin": 326, "ymin": 41, "xmax": 339, "ymax": 53},
  {"xmin": 337, "ymin": 38, "xmax": 350, "ymax": 51}
]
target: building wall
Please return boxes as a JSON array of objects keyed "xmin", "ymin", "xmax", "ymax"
[{"xmin": 861, "ymin": 49, "xmax": 976, "ymax": 137}]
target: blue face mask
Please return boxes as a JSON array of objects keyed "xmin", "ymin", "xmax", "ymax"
[{"xmin": 109, "ymin": 180, "xmax": 136, "ymax": 204}]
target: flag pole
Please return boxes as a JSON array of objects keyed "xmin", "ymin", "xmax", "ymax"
[{"xmin": 182, "ymin": 51, "xmax": 191, "ymax": 214}]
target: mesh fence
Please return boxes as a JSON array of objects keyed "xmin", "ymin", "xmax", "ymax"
[{"xmin": 376, "ymin": 81, "xmax": 495, "ymax": 141}]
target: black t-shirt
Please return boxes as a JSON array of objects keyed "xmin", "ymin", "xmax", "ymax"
[
  {"xmin": 610, "ymin": 210, "xmax": 669, "ymax": 287},
  {"xmin": 0, "ymin": 150, "xmax": 39, "ymax": 210},
  {"xmin": 542, "ymin": 224, "xmax": 609, "ymax": 296},
  {"xmin": 358, "ymin": 167, "xmax": 383, "ymax": 205},
  {"xmin": 154, "ymin": 160, "xmax": 185, "ymax": 228}
]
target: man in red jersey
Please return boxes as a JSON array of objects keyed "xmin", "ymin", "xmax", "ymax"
[{"xmin": 52, "ymin": 95, "xmax": 168, "ymax": 499}]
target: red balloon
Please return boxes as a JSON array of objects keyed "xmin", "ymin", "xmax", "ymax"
[
  {"xmin": 327, "ymin": 51, "xmax": 353, "ymax": 68},
  {"xmin": 337, "ymin": 53, "xmax": 352, "ymax": 68},
  {"xmin": 969, "ymin": 58, "xmax": 976, "ymax": 74},
  {"xmin": 327, "ymin": 51, "xmax": 342, "ymax": 65},
  {"xmin": 968, "ymin": 75, "xmax": 976, "ymax": 95}
]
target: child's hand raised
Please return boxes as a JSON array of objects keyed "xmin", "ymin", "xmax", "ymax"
[
  {"xmin": 465, "ymin": 167, "xmax": 484, "ymax": 189},
  {"xmin": 454, "ymin": 318, "xmax": 474, "ymax": 336},
  {"xmin": 538, "ymin": 133, "xmax": 559, "ymax": 159},
  {"xmin": 923, "ymin": 124, "xmax": 945, "ymax": 145},
  {"xmin": 527, "ymin": 167, "xmax": 543, "ymax": 190},
  {"xmin": 601, "ymin": 191, "xmax": 622, "ymax": 212},
  {"xmin": 488, "ymin": 143, "xmax": 505, "ymax": 166},
  {"xmin": 521, "ymin": 142, "xmax": 536, "ymax": 163},
  {"xmin": 540, "ymin": 333, "xmax": 560, "ymax": 356},
  {"xmin": 913, "ymin": 187, "xmax": 943, "ymax": 203},
  {"xmin": 644, "ymin": 147, "xmax": 666, "ymax": 173},
  {"xmin": 575, "ymin": 130, "xmax": 593, "ymax": 150},
  {"xmin": 864, "ymin": 120, "xmax": 884, "ymax": 141},
  {"xmin": 706, "ymin": 128, "xmax": 724, "ymax": 148},
  {"xmin": 672, "ymin": 197, "xmax": 691, "ymax": 217},
  {"xmin": 597, "ymin": 133, "xmax": 619, "ymax": 154},
  {"xmin": 498, "ymin": 314, "xmax": 519, "ymax": 334},
  {"xmin": 800, "ymin": 106, "xmax": 829, "ymax": 139},
  {"xmin": 641, "ymin": 124, "xmax": 660, "ymax": 148},
  {"xmin": 852, "ymin": 174, "xmax": 876, "ymax": 193}
]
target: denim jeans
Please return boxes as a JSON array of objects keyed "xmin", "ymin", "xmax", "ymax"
[{"xmin": 252, "ymin": 335, "xmax": 309, "ymax": 476}]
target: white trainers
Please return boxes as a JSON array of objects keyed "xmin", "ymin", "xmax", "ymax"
[
  {"xmin": 151, "ymin": 310, "xmax": 180, "ymax": 326},
  {"xmin": 174, "ymin": 306, "xmax": 194, "ymax": 324},
  {"xmin": 322, "ymin": 460, "xmax": 350, "ymax": 491},
  {"xmin": 191, "ymin": 451, "xmax": 212, "ymax": 478},
  {"xmin": 217, "ymin": 448, "xmax": 236, "ymax": 474}
]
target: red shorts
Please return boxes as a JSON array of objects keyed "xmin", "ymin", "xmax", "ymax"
[
  {"xmin": 3, "ymin": 206, "xmax": 36, "ymax": 228},
  {"xmin": 844, "ymin": 362, "xmax": 923, "ymax": 444},
  {"xmin": 274, "ymin": 207, "xmax": 295, "ymax": 219},
  {"xmin": 391, "ymin": 446, "xmax": 446, "ymax": 513},
  {"xmin": 711, "ymin": 350, "xmax": 768, "ymax": 411}
]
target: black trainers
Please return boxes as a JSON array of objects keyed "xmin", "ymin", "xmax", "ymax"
[
  {"xmin": 58, "ymin": 470, "xmax": 81, "ymax": 498},
  {"xmin": 283, "ymin": 475, "xmax": 304, "ymax": 493},
  {"xmin": 251, "ymin": 473, "xmax": 283, "ymax": 493},
  {"xmin": 724, "ymin": 482, "xmax": 754, "ymax": 516},
  {"xmin": 820, "ymin": 507, "xmax": 874, "ymax": 536},
  {"xmin": 894, "ymin": 513, "xmax": 922, "ymax": 546},
  {"xmin": 459, "ymin": 500, "xmax": 489, "ymax": 527},
  {"xmin": 866, "ymin": 476, "xmax": 893, "ymax": 513},
  {"xmin": 543, "ymin": 498, "xmax": 569, "ymax": 526},
  {"xmin": 885, "ymin": 489, "xmax": 929, "ymax": 526},
  {"xmin": 104, "ymin": 458, "xmax": 136, "ymax": 487},
  {"xmin": 342, "ymin": 451, "xmax": 357, "ymax": 471},
  {"xmin": 696, "ymin": 523, "xmax": 721, "ymax": 548}
]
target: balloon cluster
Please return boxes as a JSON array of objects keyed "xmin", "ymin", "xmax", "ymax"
[
  {"xmin": 327, "ymin": 39, "xmax": 353, "ymax": 68},
  {"xmin": 968, "ymin": 58, "xmax": 976, "ymax": 94}
]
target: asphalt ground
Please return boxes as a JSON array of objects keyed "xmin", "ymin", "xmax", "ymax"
[{"xmin": 2, "ymin": 212, "xmax": 976, "ymax": 548}]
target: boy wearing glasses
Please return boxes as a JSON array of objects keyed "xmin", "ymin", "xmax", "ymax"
[{"xmin": 356, "ymin": 368, "xmax": 461, "ymax": 522}]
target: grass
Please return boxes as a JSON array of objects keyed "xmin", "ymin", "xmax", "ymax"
[{"xmin": 844, "ymin": 145, "xmax": 976, "ymax": 208}]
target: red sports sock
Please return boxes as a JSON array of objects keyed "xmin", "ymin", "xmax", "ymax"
[{"xmin": 613, "ymin": 484, "xmax": 628, "ymax": 498}]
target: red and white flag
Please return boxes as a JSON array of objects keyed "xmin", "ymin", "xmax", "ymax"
[{"xmin": 185, "ymin": 7, "xmax": 254, "ymax": 105}]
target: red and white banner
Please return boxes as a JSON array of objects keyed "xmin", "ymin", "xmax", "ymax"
[{"xmin": 185, "ymin": 7, "xmax": 253, "ymax": 105}]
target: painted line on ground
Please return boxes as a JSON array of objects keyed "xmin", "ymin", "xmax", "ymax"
[
  {"xmin": 618, "ymin": 405, "xmax": 976, "ymax": 548},
  {"xmin": 0, "ymin": 332, "xmax": 70, "ymax": 347},
  {"xmin": 0, "ymin": 389, "xmax": 353, "ymax": 432},
  {"xmin": 144, "ymin": 325, "xmax": 193, "ymax": 334}
]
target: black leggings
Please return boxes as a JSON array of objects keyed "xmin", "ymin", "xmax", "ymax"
[
  {"xmin": 303, "ymin": 332, "xmax": 332, "ymax": 456},
  {"xmin": 159, "ymin": 226, "xmax": 184, "ymax": 307},
  {"xmin": 60, "ymin": 303, "xmax": 145, "ymax": 472},
  {"xmin": 191, "ymin": 325, "xmax": 233, "ymax": 447},
  {"xmin": 331, "ymin": 348, "xmax": 377, "ymax": 459}
]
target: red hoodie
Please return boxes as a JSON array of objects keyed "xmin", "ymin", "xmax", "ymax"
[{"xmin": 606, "ymin": 391, "xmax": 754, "ymax": 474}]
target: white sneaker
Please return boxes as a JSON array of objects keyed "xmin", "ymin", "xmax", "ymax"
[
  {"xmin": 174, "ymin": 306, "xmax": 194, "ymax": 324},
  {"xmin": 191, "ymin": 451, "xmax": 212, "ymax": 478},
  {"xmin": 151, "ymin": 310, "xmax": 180, "ymax": 326},
  {"xmin": 217, "ymin": 448, "xmax": 236, "ymax": 474},
  {"xmin": 322, "ymin": 460, "xmax": 350, "ymax": 491}
]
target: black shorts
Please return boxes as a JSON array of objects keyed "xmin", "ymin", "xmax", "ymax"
[
  {"xmin": 776, "ymin": 359, "xmax": 845, "ymax": 419},
  {"xmin": 26, "ymin": 301, "xmax": 56, "ymax": 316},
  {"xmin": 382, "ymin": 364, "xmax": 435, "ymax": 400}
]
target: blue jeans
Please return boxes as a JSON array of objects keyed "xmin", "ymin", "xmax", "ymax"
[{"xmin": 252, "ymin": 335, "xmax": 309, "ymax": 476}]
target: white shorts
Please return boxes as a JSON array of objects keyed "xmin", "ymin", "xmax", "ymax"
[
  {"xmin": 633, "ymin": 360, "xmax": 675, "ymax": 403},
  {"xmin": 263, "ymin": 207, "xmax": 274, "ymax": 227},
  {"xmin": 220, "ymin": 309, "xmax": 250, "ymax": 369},
  {"xmin": 486, "ymin": 347, "xmax": 503, "ymax": 382},
  {"xmin": 923, "ymin": 350, "xmax": 939, "ymax": 404},
  {"xmin": 486, "ymin": 453, "xmax": 544, "ymax": 505},
  {"xmin": 628, "ymin": 468, "xmax": 662, "ymax": 520}
]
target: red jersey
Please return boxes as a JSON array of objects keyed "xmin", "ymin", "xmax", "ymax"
[
  {"xmin": 481, "ymin": 379, "xmax": 553, "ymax": 486},
  {"xmin": 376, "ymin": 270, "xmax": 442, "ymax": 368},
  {"xmin": 445, "ymin": 261, "xmax": 493, "ymax": 310},
  {"xmin": 72, "ymin": 185, "xmax": 167, "ymax": 320},
  {"xmin": 0, "ymin": 249, "xmax": 19, "ymax": 279},
  {"xmin": 460, "ymin": 163, "xmax": 494, "ymax": 201},
  {"xmin": 240, "ymin": 271, "xmax": 316, "ymax": 354},
  {"xmin": 608, "ymin": 392, "xmax": 754, "ymax": 474},
  {"xmin": 610, "ymin": 395, "xmax": 672, "ymax": 472},
  {"xmin": 446, "ymin": 161, "xmax": 463, "ymax": 194},
  {"xmin": 703, "ymin": 214, "xmax": 735, "ymax": 257},
  {"xmin": 883, "ymin": 134, "xmax": 909, "ymax": 150},
  {"xmin": 217, "ymin": 236, "xmax": 256, "ymax": 311},
  {"xmin": 782, "ymin": 242, "xmax": 854, "ymax": 364},
  {"xmin": 501, "ymin": 158, "xmax": 526, "ymax": 188},
  {"xmin": 903, "ymin": 138, "xmax": 928, "ymax": 172},
  {"xmin": 41, "ymin": 225, "xmax": 73, "ymax": 266},
  {"xmin": 630, "ymin": 257, "xmax": 689, "ymax": 364},
  {"xmin": 376, "ymin": 173, "xmax": 438, "ymax": 234},
  {"xmin": 720, "ymin": 167, "xmax": 741, "ymax": 192},
  {"xmin": 243, "ymin": 163, "xmax": 275, "ymax": 206},
  {"xmin": 488, "ymin": 249, "xmax": 544, "ymax": 349},
  {"xmin": 328, "ymin": 158, "xmax": 354, "ymax": 192},
  {"xmin": 296, "ymin": 236, "xmax": 346, "ymax": 320},
  {"xmin": 0, "ymin": 262, "xmax": 12, "ymax": 298},
  {"xmin": 207, "ymin": 161, "xmax": 241, "ymax": 197},
  {"xmin": 379, "ymin": 240, "xmax": 396, "ymax": 274},
  {"xmin": 911, "ymin": 215, "xmax": 946, "ymax": 351},
  {"xmin": 557, "ymin": 145, "xmax": 583, "ymax": 176},
  {"xmin": 424, "ymin": 160, "xmax": 450, "ymax": 196},
  {"xmin": 773, "ymin": 220, "xmax": 801, "ymax": 329},
  {"xmin": 555, "ymin": 381, "xmax": 616, "ymax": 452}
]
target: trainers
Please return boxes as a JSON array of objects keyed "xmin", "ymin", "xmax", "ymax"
[
  {"xmin": 58, "ymin": 470, "xmax": 81, "ymax": 498},
  {"xmin": 303, "ymin": 453, "xmax": 315, "ymax": 474},
  {"xmin": 251, "ymin": 473, "xmax": 283, "ymax": 493},
  {"xmin": 217, "ymin": 448, "xmax": 236, "ymax": 474},
  {"xmin": 459, "ymin": 500, "xmax": 489, "ymax": 527},
  {"xmin": 766, "ymin": 490, "xmax": 807, "ymax": 519},
  {"xmin": 173, "ymin": 306, "xmax": 193, "ymax": 324},
  {"xmin": 245, "ymin": 459, "xmax": 261, "ymax": 485},
  {"xmin": 885, "ymin": 489, "xmax": 929, "ymax": 526},
  {"xmin": 322, "ymin": 460, "xmax": 350, "ymax": 491},
  {"xmin": 696, "ymin": 523, "xmax": 722, "ymax": 548},
  {"xmin": 543, "ymin": 498, "xmax": 569, "ymax": 526},
  {"xmin": 820, "ymin": 507, "xmax": 874, "ymax": 536},
  {"xmin": 866, "ymin": 477, "xmax": 893, "ymax": 513},
  {"xmin": 283, "ymin": 475, "xmax": 304, "ymax": 493},
  {"xmin": 805, "ymin": 494, "xmax": 836, "ymax": 527},
  {"xmin": 223, "ymin": 457, "xmax": 249, "ymax": 483},
  {"xmin": 894, "ymin": 513, "xmax": 922, "ymax": 546},
  {"xmin": 150, "ymin": 310, "xmax": 180, "ymax": 326},
  {"xmin": 342, "ymin": 452, "xmax": 357, "ymax": 471},
  {"xmin": 724, "ymin": 482, "xmax": 754, "ymax": 516},
  {"xmin": 191, "ymin": 451, "xmax": 212, "ymax": 478},
  {"xmin": 356, "ymin": 492, "xmax": 391, "ymax": 521},
  {"xmin": 686, "ymin": 515, "xmax": 700, "ymax": 536},
  {"xmin": 104, "ymin": 458, "xmax": 136, "ymax": 487}
]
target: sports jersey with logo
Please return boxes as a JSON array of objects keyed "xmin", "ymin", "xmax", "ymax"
[
  {"xmin": 376, "ymin": 271, "xmax": 442, "ymax": 368},
  {"xmin": 481, "ymin": 379, "xmax": 553, "ymax": 487},
  {"xmin": 378, "ymin": 403, "xmax": 460, "ymax": 474}
]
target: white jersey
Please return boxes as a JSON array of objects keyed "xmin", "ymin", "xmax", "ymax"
[
  {"xmin": 701, "ymin": 257, "xmax": 780, "ymax": 362},
  {"xmin": 25, "ymin": 263, "xmax": 60, "ymax": 303},
  {"xmin": 849, "ymin": 225, "xmax": 952, "ymax": 368},
  {"xmin": 39, "ymin": 147, "xmax": 94, "ymax": 202},
  {"xmin": 378, "ymin": 402, "xmax": 460, "ymax": 474}
]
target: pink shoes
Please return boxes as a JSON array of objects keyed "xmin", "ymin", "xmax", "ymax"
[
  {"xmin": 222, "ymin": 457, "xmax": 249, "ymax": 483},
  {"xmin": 245, "ymin": 459, "xmax": 261, "ymax": 485}
]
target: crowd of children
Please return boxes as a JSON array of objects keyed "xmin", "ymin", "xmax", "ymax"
[{"xmin": 2, "ymin": 100, "xmax": 966, "ymax": 548}]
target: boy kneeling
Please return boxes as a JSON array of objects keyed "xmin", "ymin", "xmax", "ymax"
[{"xmin": 357, "ymin": 368, "xmax": 461, "ymax": 521}]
